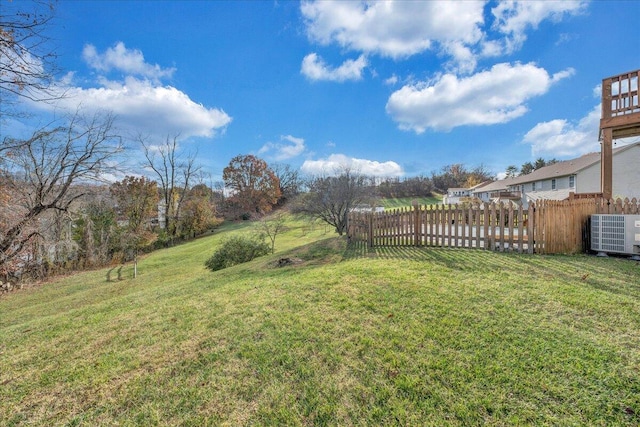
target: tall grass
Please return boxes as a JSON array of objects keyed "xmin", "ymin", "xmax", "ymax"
[{"xmin": 1, "ymin": 215, "xmax": 639, "ymax": 426}]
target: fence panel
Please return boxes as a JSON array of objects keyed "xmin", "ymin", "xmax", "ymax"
[
  {"xmin": 347, "ymin": 198, "xmax": 640, "ymax": 254},
  {"xmin": 349, "ymin": 202, "xmax": 531, "ymax": 252}
]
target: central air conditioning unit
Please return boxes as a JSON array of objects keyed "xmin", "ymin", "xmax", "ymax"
[{"xmin": 590, "ymin": 214, "xmax": 640, "ymax": 259}]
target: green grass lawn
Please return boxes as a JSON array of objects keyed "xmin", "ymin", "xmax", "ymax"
[
  {"xmin": 1, "ymin": 215, "xmax": 639, "ymax": 426},
  {"xmin": 379, "ymin": 195, "xmax": 443, "ymax": 209}
]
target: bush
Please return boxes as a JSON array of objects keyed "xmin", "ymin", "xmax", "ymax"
[{"xmin": 205, "ymin": 235, "xmax": 270, "ymax": 271}]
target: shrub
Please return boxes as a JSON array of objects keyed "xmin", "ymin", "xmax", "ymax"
[{"xmin": 205, "ymin": 235, "xmax": 270, "ymax": 271}]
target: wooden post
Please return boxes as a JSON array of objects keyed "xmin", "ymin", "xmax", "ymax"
[
  {"xmin": 498, "ymin": 202, "xmax": 505, "ymax": 252},
  {"xmin": 507, "ymin": 203, "xmax": 514, "ymax": 251},
  {"xmin": 517, "ymin": 203, "xmax": 524, "ymax": 254},
  {"xmin": 527, "ymin": 202, "xmax": 535, "ymax": 254},
  {"xmin": 483, "ymin": 203, "xmax": 489, "ymax": 250},
  {"xmin": 455, "ymin": 205, "xmax": 460, "ymax": 247},
  {"xmin": 467, "ymin": 204, "xmax": 473, "ymax": 248},
  {"xmin": 601, "ymin": 127, "xmax": 613, "ymax": 200},
  {"xmin": 413, "ymin": 200, "xmax": 420, "ymax": 247},
  {"xmin": 489, "ymin": 202, "xmax": 497, "ymax": 251},
  {"xmin": 475, "ymin": 204, "xmax": 481, "ymax": 249}
]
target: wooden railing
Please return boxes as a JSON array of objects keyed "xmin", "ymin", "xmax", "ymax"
[
  {"xmin": 568, "ymin": 192, "xmax": 603, "ymax": 200},
  {"xmin": 490, "ymin": 191, "xmax": 522, "ymax": 199},
  {"xmin": 602, "ymin": 70, "xmax": 640, "ymax": 119}
]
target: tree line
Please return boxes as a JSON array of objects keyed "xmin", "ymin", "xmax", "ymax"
[
  {"xmin": 504, "ymin": 158, "xmax": 559, "ymax": 178},
  {"xmin": 0, "ymin": 135, "xmax": 500, "ymax": 281}
]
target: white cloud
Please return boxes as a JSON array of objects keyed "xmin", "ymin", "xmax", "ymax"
[
  {"xmin": 592, "ymin": 84, "xmax": 602, "ymax": 98},
  {"xmin": 550, "ymin": 68, "xmax": 576, "ymax": 84},
  {"xmin": 301, "ymin": 53, "xmax": 368, "ymax": 82},
  {"xmin": 385, "ymin": 62, "xmax": 574, "ymax": 133},
  {"xmin": 491, "ymin": 1, "xmax": 588, "ymax": 54},
  {"xmin": 301, "ymin": 153, "xmax": 404, "ymax": 177},
  {"xmin": 522, "ymin": 105, "xmax": 600, "ymax": 157},
  {"xmin": 384, "ymin": 74, "xmax": 399, "ymax": 86},
  {"xmin": 37, "ymin": 76, "xmax": 231, "ymax": 139},
  {"xmin": 555, "ymin": 32, "xmax": 577, "ymax": 46},
  {"xmin": 442, "ymin": 41, "xmax": 477, "ymax": 74},
  {"xmin": 301, "ymin": 1, "xmax": 484, "ymax": 61},
  {"xmin": 26, "ymin": 44, "xmax": 231, "ymax": 140},
  {"xmin": 301, "ymin": 1, "xmax": 587, "ymax": 74},
  {"xmin": 479, "ymin": 39, "xmax": 503, "ymax": 58},
  {"xmin": 258, "ymin": 135, "xmax": 306, "ymax": 160},
  {"xmin": 82, "ymin": 42, "xmax": 175, "ymax": 81}
]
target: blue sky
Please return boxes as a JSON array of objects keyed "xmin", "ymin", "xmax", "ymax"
[{"xmin": 5, "ymin": 0, "xmax": 640, "ymax": 181}]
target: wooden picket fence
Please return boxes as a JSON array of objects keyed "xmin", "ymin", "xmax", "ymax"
[
  {"xmin": 347, "ymin": 198, "xmax": 640, "ymax": 254},
  {"xmin": 348, "ymin": 201, "xmax": 533, "ymax": 253}
]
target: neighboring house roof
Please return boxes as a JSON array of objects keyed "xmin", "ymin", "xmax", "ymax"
[
  {"xmin": 447, "ymin": 181, "xmax": 493, "ymax": 193},
  {"xmin": 507, "ymin": 141, "xmax": 640, "ymax": 185},
  {"xmin": 473, "ymin": 178, "xmax": 519, "ymax": 193},
  {"xmin": 470, "ymin": 180, "xmax": 493, "ymax": 190}
]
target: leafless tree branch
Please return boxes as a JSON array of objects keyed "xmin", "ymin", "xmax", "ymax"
[{"xmin": 0, "ymin": 110, "xmax": 123, "ymax": 266}]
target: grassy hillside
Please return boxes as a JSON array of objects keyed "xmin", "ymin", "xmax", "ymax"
[
  {"xmin": 1, "ymin": 215, "xmax": 639, "ymax": 426},
  {"xmin": 378, "ymin": 195, "xmax": 442, "ymax": 209}
]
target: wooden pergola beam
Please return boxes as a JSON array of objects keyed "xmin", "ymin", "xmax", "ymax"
[{"xmin": 600, "ymin": 128, "xmax": 613, "ymax": 200}]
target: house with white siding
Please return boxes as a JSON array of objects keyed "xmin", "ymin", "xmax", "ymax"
[
  {"xmin": 443, "ymin": 181, "xmax": 492, "ymax": 204},
  {"xmin": 471, "ymin": 178, "xmax": 521, "ymax": 203},
  {"xmin": 443, "ymin": 187, "xmax": 471, "ymax": 204},
  {"xmin": 470, "ymin": 142, "xmax": 640, "ymax": 206}
]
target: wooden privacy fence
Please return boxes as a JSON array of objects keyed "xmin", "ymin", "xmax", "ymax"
[
  {"xmin": 348, "ymin": 198, "xmax": 640, "ymax": 254},
  {"xmin": 532, "ymin": 197, "xmax": 640, "ymax": 254}
]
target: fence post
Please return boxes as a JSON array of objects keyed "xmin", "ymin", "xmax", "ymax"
[
  {"xmin": 489, "ymin": 202, "xmax": 497, "ymax": 251},
  {"xmin": 367, "ymin": 213, "xmax": 374, "ymax": 248},
  {"xmin": 482, "ymin": 203, "xmax": 489, "ymax": 250},
  {"xmin": 528, "ymin": 202, "xmax": 535, "ymax": 254},
  {"xmin": 413, "ymin": 200, "xmax": 420, "ymax": 247},
  {"xmin": 517, "ymin": 203, "xmax": 524, "ymax": 254}
]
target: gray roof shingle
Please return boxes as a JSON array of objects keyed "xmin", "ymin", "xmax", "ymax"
[{"xmin": 502, "ymin": 141, "xmax": 639, "ymax": 185}]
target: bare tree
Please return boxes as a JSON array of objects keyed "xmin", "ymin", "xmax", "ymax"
[
  {"xmin": 0, "ymin": 0, "xmax": 62, "ymax": 114},
  {"xmin": 271, "ymin": 162, "xmax": 302, "ymax": 205},
  {"xmin": 0, "ymin": 111, "xmax": 123, "ymax": 268},
  {"xmin": 294, "ymin": 168, "xmax": 374, "ymax": 236},
  {"xmin": 140, "ymin": 135, "xmax": 199, "ymax": 241},
  {"xmin": 256, "ymin": 211, "xmax": 288, "ymax": 254}
]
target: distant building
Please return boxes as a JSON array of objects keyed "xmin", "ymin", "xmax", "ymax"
[
  {"xmin": 443, "ymin": 181, "xmax": 491, "ymax": 204},
  {"xmin": 469, "ymin": 142, "xmax": 640, "ymax": 206}
]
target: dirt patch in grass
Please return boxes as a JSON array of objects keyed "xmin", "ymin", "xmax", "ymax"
[
  {"xmin": 272, "ymin": 257, "xmax": 305, "ymax": 268},
  {"xmin": 263, "ymin": 237, "xmax": 348, "ymax": 270}
]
